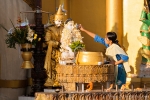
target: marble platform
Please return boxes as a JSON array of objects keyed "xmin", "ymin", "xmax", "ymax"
[
  {"xmin": 18, "ymin": 96, "xmax": 34, "ymax": 100},
  {"xmin": 139, "ymin": 64, "xmax": 150, "ymax": 77},
  {"xmin": 18, "ymin": 89, "xmax": 57, "ymax": 100}
]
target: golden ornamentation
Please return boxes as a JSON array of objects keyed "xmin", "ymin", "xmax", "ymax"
[
  {"xmin": 21, "ymin": 43, "xmax": 32, "ymax": 49},
  {"xmin": 35, "ymin": 91, "xmax": 150, "ymax": 100},
  {"xmin": 21, "ymin": 43, "xmax": 34, "ymax": 69},
  {"xmin": 56, "ymin": 64, "xmax": 115, "ymax": 90},
  {"xmin": 44, "ymin": 25, "xmax": 63, "ymax": 86},
  {"xmin": 44, "ymin": 4, "xmax": 66, "ymax": 86},
  {"xmin": 76, "ymin": 51, "xmax": 104, "ymax": 65},
  {"xmin": 21, "ymin": 52, "xmax": 34, "ymax": 69},
  {"xmin": 54, "ymin": 5, "xmax": 64, "ymax": 21},
  {"xmin": 0, "ymin": 80, "xmax": 27, "ymax": 88}
]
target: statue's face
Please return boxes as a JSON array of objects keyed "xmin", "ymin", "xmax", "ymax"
[
  {"xmin": 54, "ymin": 19, "xmax": 62, "ymax": 27},
  {"xmin": 65, "ymin": 21, "xmax": 74, "ymax": 31}
]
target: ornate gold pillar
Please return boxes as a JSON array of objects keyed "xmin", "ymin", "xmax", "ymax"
[
  {"xmin": 106, "ymin": 0, "xmax": 123, "ymax": 45},
  {"xmin": 57, "ymin": 0, "xmax": 69, "ymax": 20}
]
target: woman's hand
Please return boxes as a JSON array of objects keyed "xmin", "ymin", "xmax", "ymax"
[
  {"xmin": 78, "ymin": 24, "xmax": 96, "ymax": 38},
  {"xmin": 110, "ymin": 60, "xmax": 115, "ymax": 65},
  {"xmin": 78, "ymin": 24, "xmax": 85, "ymax": 31},
  {"xmin": 110, "ymin": 59, "xmax": 124, "ymax": 66},
  {"xmin": 115, "ymin": 59, "xmax": 124, "ymax": 65}
]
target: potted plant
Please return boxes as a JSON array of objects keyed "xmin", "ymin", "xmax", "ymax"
[
  {"xmin": 0, "ymin": 17, "xmax": 39, "ymax": 49},
  {"xmin": 0, "ymin": 17, "xmax": 40, "ymax": 68}
]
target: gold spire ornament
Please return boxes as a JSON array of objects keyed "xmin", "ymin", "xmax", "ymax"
[{"xmin": 54, "ymin": 5, "xmax": 66, "ymax": 21}]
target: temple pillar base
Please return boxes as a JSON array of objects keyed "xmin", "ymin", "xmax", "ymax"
[
  {"xmin": 139, "ymin": 64, "xmax": 150, "ymax": 77},
  {"xmin": 141, "ymin": 78, "xmax": 150, "ymax": 88},
  {"xmin": 18, "ymin": 96, "xmax": 34, "ymax": 100},
  {"xmin": 126, "ymin": 77, "xmax": 141, "ymax": 89},
  {"xmin": 126, "ymin": 77, "xmax": 150, "ymax": 89}
]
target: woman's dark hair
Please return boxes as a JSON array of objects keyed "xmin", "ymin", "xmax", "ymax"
[
  {"xmin": 107, "ymin": 32, "xmax": 120, "ymax": 46},
  {"xmin": 65, "ymin": 18, "xmax": 72, "ymax": 24}
]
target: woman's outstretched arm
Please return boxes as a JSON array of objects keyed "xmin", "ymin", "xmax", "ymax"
[
  {"xmin": 79, "ymin": 24, "xmax": 108, "ymax": 47},
  {"xmin": 79, "ymin": 24, "xmax": 96, "ymax": 38}
]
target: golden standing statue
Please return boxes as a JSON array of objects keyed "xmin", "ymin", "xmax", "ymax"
[{"xmin": 44, "ymin": 5, "xmax": 65, "ymax": 86}]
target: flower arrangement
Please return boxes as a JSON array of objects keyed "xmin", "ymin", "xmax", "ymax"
[
  {"xmin": 0, "ymin": 17, "xmax": 39, "ymax": 49},
  {"xmin": 61, "ymin": 21, "xmax": 85, "ymax": 52},
  {"xmin": 69, "ymin": 41, "xmax": 85, "ymax": 52}
]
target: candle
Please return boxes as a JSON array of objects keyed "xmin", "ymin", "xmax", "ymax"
[
  {"xmin": 116, "ymin": 85, "xmax": 118, "ymax": 91},
  {"xmin": 144, "ymin": 84, "xmax": 146, "ymax": 89},
  {"xmin": 132, "ymin": 84, "xmax": 134, "ymax": 91},
  {"xmin": 62, "ymin": 85, "xmax": 64, "ymax": 92},
  {"xmin": 102, "ymin": 85, "xmax": 104, "ymax": 91},
  {"xmin": 82, "ymin": 83, "xmax": 84, "ymax": 92}
]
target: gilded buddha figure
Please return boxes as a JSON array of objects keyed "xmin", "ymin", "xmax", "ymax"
[{"xmin": 44, "ymin": 5, "xmax": 65, "ymax": 86}]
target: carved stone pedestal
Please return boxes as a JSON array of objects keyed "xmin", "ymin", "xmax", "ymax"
[{"xmin": 56, "ymin": 64, "xmax": 115, "ymax": 91}]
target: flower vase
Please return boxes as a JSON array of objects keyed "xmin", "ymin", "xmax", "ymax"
[{"xmin": 21, "ymin": 43, "xmax": 34, "ymax": 69}]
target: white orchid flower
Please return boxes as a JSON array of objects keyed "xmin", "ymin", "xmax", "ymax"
[{"xmin": 8, "ymin": 28, "xmax": 14, "ymax": 34}]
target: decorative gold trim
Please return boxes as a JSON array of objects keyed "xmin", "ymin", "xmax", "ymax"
[
  {"xmin": 139, "ymin": 18, "xmax": 146, "ymax": 21},
  {"xmin": 141, "ymin": 78, "xmax": 150, "ymax": 82},
  {"xmin": 140, "ymin": 30, "xmax": 149, "ymax": 33},
  {"xmin": 0, "ymin": 78, "xmax": 32, "ymax": 88},
  {"xmin": 27, "ymin": 77, "xmax": 32, "ymax": 86}
]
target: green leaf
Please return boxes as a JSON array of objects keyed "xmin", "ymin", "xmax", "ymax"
[
  {"xmin": 10, "ymin": 19, "xmax": 18, "ymax": 32},
  {"xmin": 69, "ymin": 41, "xmax": 85, "ymax": 52}
]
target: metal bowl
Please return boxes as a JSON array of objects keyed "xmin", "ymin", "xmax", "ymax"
[{"xmin": 75, "ymin": 51, "xmax": 104, "ymax": 65}]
